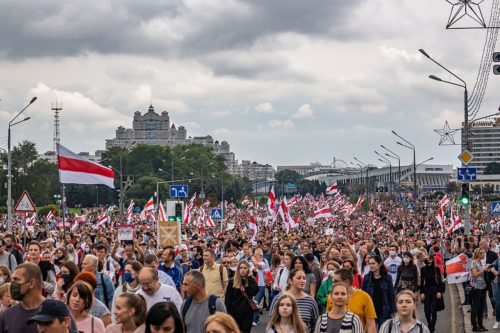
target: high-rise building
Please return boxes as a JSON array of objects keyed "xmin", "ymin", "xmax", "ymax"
[{"xmin": 465, "ymin": 116, "xmax": 500, "ymax": 174}]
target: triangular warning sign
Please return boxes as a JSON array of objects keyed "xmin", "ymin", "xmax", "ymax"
[
  {"xmin": 493, "ymin": 202, "xmax": 500, "ymax": 214},
  {"xmin": 211, "ymin": 209, "xmax": 222, "ymax": 219},
  {"xmin": 13, "ymin": 191, "xmax": 36, "ymax": 213}
]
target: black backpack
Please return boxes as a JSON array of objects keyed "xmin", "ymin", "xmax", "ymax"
[{"xmin": 182, "ymin": 295, "xmax": 218, "ymax": 319}]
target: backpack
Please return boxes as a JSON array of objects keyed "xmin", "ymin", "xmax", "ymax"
[{"xmin": 182, "ymin": 295, "xmax": 218, "ymax": 319}]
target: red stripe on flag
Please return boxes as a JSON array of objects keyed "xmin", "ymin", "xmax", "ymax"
[{"xmin": 58, "ymin": 156, "xmax": 114, "ymax": 178}]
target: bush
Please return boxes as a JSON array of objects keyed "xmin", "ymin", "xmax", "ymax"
[{"xmin": 38, "ymin": 205, "xmax": 58, "ymax": 216}]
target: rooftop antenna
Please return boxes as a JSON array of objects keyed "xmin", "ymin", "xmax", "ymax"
[{"xmin": 51, "ymin": 100, "xmax": 62, "ymax": 154}]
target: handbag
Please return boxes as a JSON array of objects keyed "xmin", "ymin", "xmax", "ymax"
[{"xmin": 240, "ymin": 286, "xmax": 259, "ymax": 312}]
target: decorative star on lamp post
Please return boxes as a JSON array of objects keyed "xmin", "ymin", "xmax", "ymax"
[
  {"xmin": 434, "ymin": 121, "xmax": 460, "ymax": 145},
  {"xmin": 445, "ymin": 0, "xmax": 500, "ymax": 29}
]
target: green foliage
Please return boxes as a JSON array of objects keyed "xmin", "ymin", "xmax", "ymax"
[
  {"xmin": 275, "ymin": 170, "xmax": 302, "ymax": 184},
  {"xmin": 38, "ymin": 205, "xmax": 58, "ymax": 216}
]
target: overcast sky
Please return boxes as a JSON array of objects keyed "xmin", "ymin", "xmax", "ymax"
[{"xmin": 1, "ymin": 0, "xmax": 499, "ymax": 169}]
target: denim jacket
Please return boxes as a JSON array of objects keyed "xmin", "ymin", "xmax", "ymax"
[
  {"xmin": 95, "ymin": 271, "xmax": 115, "ymax": 309},
  {"xmin": 361, "ymin": 272, "xmax": 397, "ymax": 318}
]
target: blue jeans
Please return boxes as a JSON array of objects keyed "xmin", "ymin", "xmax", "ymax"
[{"xmin": 253, "ymin": 286, "xmax": 266, "ymax": 323}]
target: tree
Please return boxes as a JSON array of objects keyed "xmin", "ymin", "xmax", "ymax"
[
  {"xmin": 484, "ymin": 162, "xmax": 500, "ymax": 175},
  {"xmin": 11, "ymin": 141, "xmax": 38, "ymax": 174},
  {"xmin": 275, "ymin": 169, "xmax": 302, "ymax": 184}
]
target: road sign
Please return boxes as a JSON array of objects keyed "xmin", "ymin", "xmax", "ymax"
[
  {"xmin": 493, "ymin": 52, "xmax": 500, "ymax": 62},
  {"xmin": 492, "ymin": 201, "xmax": 500, "ymax": 215},
  {"xmin": 494, "ymin": 65, "xmax": 500, "ymax": 75},
  {"xmin": 13, "ymin": 191, "xmax": 36, "ymax": 213},
  {"xmin": 458, "ymin": 149, "xmax": 474, "ymax": 165},
  {"xmin": 397, "ymin": 196, "xmax": 404, "ymax": 204},
  {"xmin": 457, "ymin": 167, "xmax": 477, "ymax": 181},
  {"xmin": 211, "ymin": 208, "xmax": 223, "ymax": 220},
  {"xmin": 170, "ymin": 185, "xmax": 188, "ymax": 198}
]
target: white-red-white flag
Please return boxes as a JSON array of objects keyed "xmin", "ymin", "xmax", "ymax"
[
  {"xmin": 144, "ymin": 197, "xmax": 155, "ymax": 211},
  {"xmin": 439, "ymin": 195, "xmax": 450, "ymax": 207},
  {"xmin": 248, "ymin": 213, "xmax": 258, "ymax": 244},
  {"xmin": 356, "ymin": 196, "xmax": 365, "ymax": 207},
  {"xmin": 267, "ymin": 186, "xmax": 277, "ymax": 222},
  {"xmin": 158, "ymin": 201, "xmax": 167, "ymax": 222},
  {"xmin": 325, "ymin": 182, "xmax": 338, "ymax": 195},
  {"xmin": 57, "ymin": 144, "xmax": 115, "ymax": 188},
  {"xmin": 46, "ymin": 210, "xmax": 55, "ymax": 221},
  {"xmin": 241, "ymin": 195, "xmax": 251, "ymax": 206},
  {"xmin": 436, "ymin": 207, "xmax": 445, "ymax": 231},
  {"xmin": 127, "ymin": 200, "xmax": 135, "ymax": 223},
  {"xmin": 97, "ymin": 214, "xmax": 109, "ymax": 227},
  {"xmin": 448, "ymin": 210, "xmax": 463, "ymax": 234},
  {"xmin": 184, "ymin": 193, "xmax": 196, "ymax": 224},
  {"xmin": 314, "ymin": 206, "xmax": 333, "ymax": 219}
]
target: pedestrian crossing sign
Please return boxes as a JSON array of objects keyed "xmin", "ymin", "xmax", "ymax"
[{"xmin": 492, "ymin": 201, "xmax": 500, "ymax": 215}]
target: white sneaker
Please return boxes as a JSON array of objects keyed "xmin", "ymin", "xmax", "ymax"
[
  {"xmin": 252, "ymin": 322, "xmax": 258, "ymax": 327},
  {"xmin": 493, "ymin": 322, "xmax": 500, "ymax": 329}
]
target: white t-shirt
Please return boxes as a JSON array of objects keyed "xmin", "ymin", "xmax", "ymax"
[
  {"xmin": 384, "ymin": 256, "xmax": 402, "ymax": 286},
  {"xmin": 136, "ymin": 284, "xmax": 182, "ymax": 312}
]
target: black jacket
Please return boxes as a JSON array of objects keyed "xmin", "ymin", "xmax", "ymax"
[{"xmin": 224, "ymin": 276, "xmax": 259, "ymax": 317}]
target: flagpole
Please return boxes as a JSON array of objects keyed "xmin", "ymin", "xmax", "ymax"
[{"xmin": 61, "ymin": 184, "xmax": 66, "ymax": 245}]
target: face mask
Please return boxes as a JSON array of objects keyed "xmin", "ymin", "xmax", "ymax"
[
  {"xmin": 403, "ymin": 258, "xmax": 411, "ymax": 264},
  {"xmin": 10, "ymin": 281, "xmax": 29, "ymax": 301},
  {"xmin": 84, "ymin": 247, "xmax": 90, "ymax": 252},
  {"xmin": 389, "ymin": 251, "xmax": 397, "ymax": 257},
  {"xmin": 327, "ymin": 270, "xmax": 335, "ymax": 278},
  {"xmin": 60, "ymin": 273, "xmax": 71, "ymax": 284},
  {"xmin": 123, "ymin": 272, "xmax": 134, "ymax": 283}
]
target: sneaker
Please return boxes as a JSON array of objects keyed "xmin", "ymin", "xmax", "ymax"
[
  {"xmin": 252, "ymin": 322, "xmax": 258, "ymax": 327},
  {"xmin": 493, "ymin": 322, "xmax": 499, "ymax": 329}
]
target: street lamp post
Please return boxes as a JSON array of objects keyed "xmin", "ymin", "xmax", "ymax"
[
  {"xmin": 7, "ymin": 97, "xmax": 37, "ymax": 232},
  {"xmin": 350, "ymin": 162, "xmax": 364, "ymax": 193},
  {"xmin": 375, "ymin": 150, "xmax": 392, "ymax": 194},
  {"xmin": 354, "ymin": 157, "xmax": 370, "ymax": 193},
  {"xmin": 419, "ymin": 49, "xmax": 469, "ymax": 150},
  {"xmin": 380, "ymin": 145, "xmax": 401, "ymax": 188},
  {"xmin": 392, "ymin": 130, "xmax": 417, "ymax": 195}
]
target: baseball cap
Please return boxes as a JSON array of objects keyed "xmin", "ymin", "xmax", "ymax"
[
  {"xmin": 46, "ymin": 238, "xmax": 55, "ymax": 244},
  {"xmin": 27, "ymin": 300, "xmax": 70, "ymax": 324}
]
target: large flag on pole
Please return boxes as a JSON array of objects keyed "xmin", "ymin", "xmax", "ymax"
[
  {"xmin": 57, "ymin": 144, "xmax": 115, "ymax": 188},
  {"xmin": 325, "ymin": 182, "xmax": 338, "ymax": 195},
  {"xmin": 445, "ymin": 253, "xmax": 469, "ymax": 284}
]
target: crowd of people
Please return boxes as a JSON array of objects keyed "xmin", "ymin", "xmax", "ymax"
[{"xmin": 0, "ymin": 191, "xmax": 498, "ymax": 333}]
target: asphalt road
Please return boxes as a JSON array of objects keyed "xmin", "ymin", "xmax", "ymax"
[{"xmin": 252, "ymin": 284, "xmax": 463, "ymax": 333}]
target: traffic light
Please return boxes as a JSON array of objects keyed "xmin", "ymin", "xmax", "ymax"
[
  {"xmin": 175, "ymin": 203, "xmax": 183, "ymax": 222},
  {"xmin": 460, "ymin": 183, "xmax": 470, "ymax": 206}
]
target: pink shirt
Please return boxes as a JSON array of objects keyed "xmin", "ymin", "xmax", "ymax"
[{"xmin": 76, "ymin": 315, "xmax": 105, "ymax": 333}]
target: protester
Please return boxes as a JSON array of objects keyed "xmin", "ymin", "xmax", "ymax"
[
  {"xmin": 361, "ymin": 256, "xmax": 396, "ymax": 328},
  {"xmin": 0, "ymin": 239, "xmax": 17, "ymax": 272},
  {"xmin": 205, "ymin": 312, "xmax": 241, "ymax": 333},
  {"xmin": 111, "ymin": 260, "xmax": 143, "ymax": 322},
  {"xmin": 395, "ymin": 252, "xmax": 419, "ymax": 293},
  {"xmin": 143, "ymin": 254, "xmax": 176, "ymax": 288},
  {"xmin": 145, "ymin": 301, "xmax": 184, "ymax": 333},
  {"xmin": 26, "ymin": 299, "xmax": 78, "ymax": 333},
  {"xmin": 314, "ymin": 283, "xmax": 362, "ymax": 333},
  {"xmin": 66, "ymin": 280, "xmax": 106, "ymax": 333},
  {"xmin": 181, "ymin": 270, "xmax": 226, "ymax": 333},
  {"xmin": 82, "ymin": 254, "xmax": 115, "ymax": 309},
  {"xmin": 342, "ymin": 260, "xmax": 362, "ymax": 289},
  {"xmin": 267, "ymin": 294, "xmax": 306, "ymax": 333},
  {"xmin": 420, "ymin": 254, "xmax": 445, "ymax": 333},
  {"xmin": 160, "ymin": 248, "xmax": 184, "ymax": 291},
  {"xmin": 378, "ymin": 290, "xmax": 430, "ymax": 333},
  {"xmin": 269, "ymin": 268, "xmax": 319, "ymax": 332},
  {"xmin": 469, "ymin": 248, "xmax": 490, "ymax": 332},
  {"xmin": 291, "ymin": 256, "xmax": 317, "ymax": 297},
  {"xmin": 0, "ymin": 284, "xmax": 13, "ymax": 311},
  {"xmin": 252, "ymin": 248, "xmax": 270, "ymax": 326},
  {"xmin": 137, "ymin": 267, "xmax": 182, "ymax": 312},
  {"xmin": 272, "ymin": 253, "xmax": 294, "ymax": 301},
  {"xmin": 224, "ymin": 260, "xmax": 259, "ymax": 333},
  {"xmin": 53, "ymin": 261, "xmax": 80, "ymax": 301},
  {"xmin": 0, "ymin": 263, "xmax": 46, "ymax": 333},
  {"xmin": 105, "ymin": 293, "xmax": 147, "ymax": 333},
  {"xmin": 200, "ymin": 249, "xmax": 228, "ymax": 299},
  {"xmin": 0, "ymin": 266, "xmax": 11, "ymax": 284},
  {"xmin": 333, "ymin": 268, "xmax": 376, "ymax": 333},
  {"xmin": 73, "ymin": 271, "xmax": 113, "ymax": 327}
]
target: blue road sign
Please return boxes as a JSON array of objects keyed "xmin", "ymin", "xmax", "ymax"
[
  {"xmin": 397, "ymin": 196, "xmax": 404, "ymax": 204},
  {"xmin": 406, "ymin": 203, "xmax": 414, "ymax": 210},
  {"xmin": 211, "ymin": 208, "xmax": 223, "ymax": 220},
  {"xmin": 457, "ymin": 167, "xmax": 477, "ymax": 181},
  {"xmin": 133, "ymin": 206, "xmax": 141, "ymax": 213},
  {"xmin": 492, "ymin": 201, "xmax": 500, "ymax": 215},
  {"xmin": 170, "ymin": 185, "xmax": 188, "ymax": 198}
]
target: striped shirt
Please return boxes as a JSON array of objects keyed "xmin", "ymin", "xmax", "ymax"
[{"xmin": 270, "ymin": 293, "xmax": 319, "ymax": 331}]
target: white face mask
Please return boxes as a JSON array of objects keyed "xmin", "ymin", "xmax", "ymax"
[
  {"xmin": 403, "ymin": 258, "xmax": 411, "ymax": 264},
  {"xmin": 389, "ymin": 251, "xmax": 397, "ymax": 257}
]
